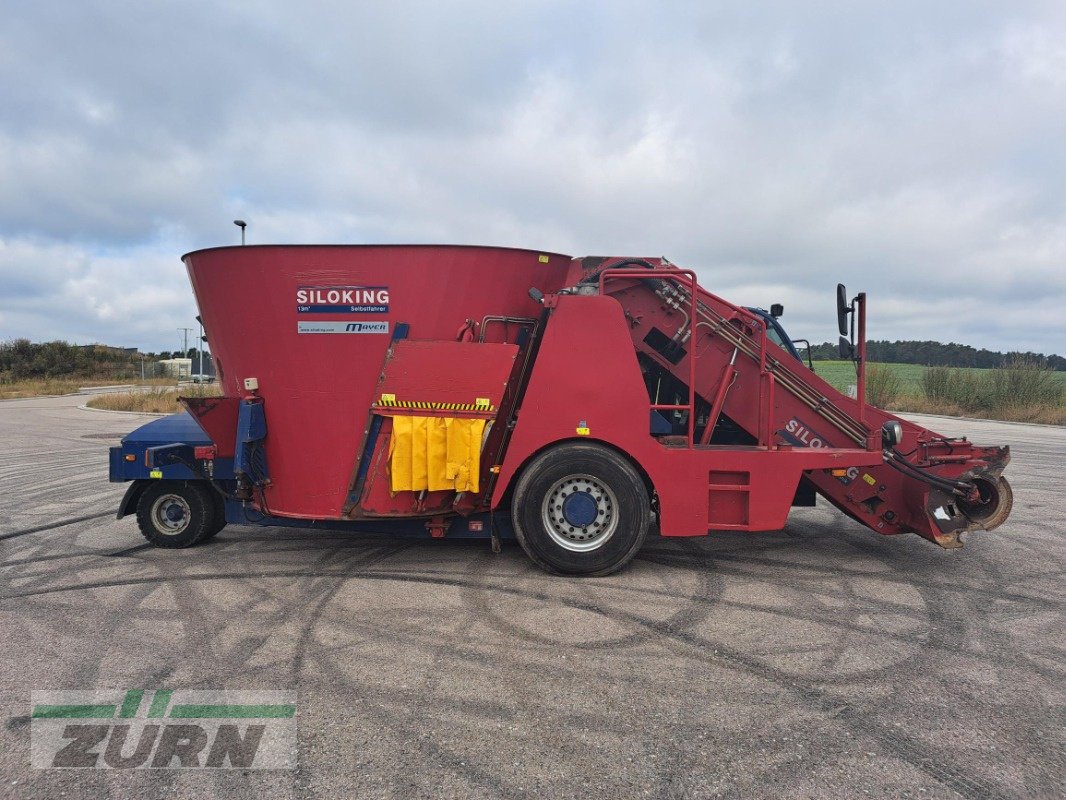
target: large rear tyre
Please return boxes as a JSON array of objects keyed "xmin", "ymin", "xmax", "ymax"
[
  {"xmin": 511, "ymin": 442, "xmax": 650, "ymax": 576},
  {"xmin": 136, "ymin": 481, "xmax": 216, "ymax": 548}
]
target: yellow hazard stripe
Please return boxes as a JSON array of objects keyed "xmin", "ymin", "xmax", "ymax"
[{"xmin": 377, "ymin": 397, "xmax": 495, "ymax": 412}]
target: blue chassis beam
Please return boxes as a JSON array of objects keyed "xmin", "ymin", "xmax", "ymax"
[
  {"xmin": 110, "ymin": 411, "xmax": 511, "ymax": 540},
  {"xmin": 221, "ymin": 501, "xmax": 513, "ymax": 540}
]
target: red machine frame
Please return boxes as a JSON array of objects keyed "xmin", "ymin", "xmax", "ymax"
[{"xmin": 169, "ymin": 245, "xmax": 1009, "ymax": 552}]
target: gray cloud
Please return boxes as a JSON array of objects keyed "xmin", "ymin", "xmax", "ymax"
[{"xmin": 1, "ymin": 0, "xmax": 1064, "ymax": 354}]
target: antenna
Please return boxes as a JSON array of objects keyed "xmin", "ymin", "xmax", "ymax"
[{"xmin": 177, "ymin": 327, "xmax": 193, "ymax": 357}]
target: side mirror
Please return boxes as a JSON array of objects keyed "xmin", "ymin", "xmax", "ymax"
[
  {"xmin": 838, "ymin": 335, "xmax": 855, "ymax": 360},
  {"xmin": 770, "ymin": 303, "xmax": 783, "ymax": 318},
  {"xmin": 837, "ymin": 283, "xmax": 850, "ymax": 336},
  {"xmin": 882, "ymin": 420, "xmax": 903, "ymax": 448}
]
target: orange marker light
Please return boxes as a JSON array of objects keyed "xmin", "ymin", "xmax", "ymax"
[
  {"xmin": 124, "ymin": 454, "xmax": 136, "ymax": 462},
  {"xmin": 830, "ymin": 469, "xmax": 848, "ymax": 477}
]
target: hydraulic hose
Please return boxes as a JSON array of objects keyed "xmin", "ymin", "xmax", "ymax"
[
  {"xmin": 171, "ymin": 454, "xmax": 245, "ymax": 502},
  {"xmin": 582, "ymin": 258, "xmax": 657, "ymax": 284},
  {"xmin": 632, "ymin": 275, "xmax": 989, "ymax": 511},
  {"xmin": 680, "ymin": 284, "xmax": 868, "ymax": 445},
  {"xmin": 611, "ymin": 273, "xmax": 872, "ymax": 446},
  {"xmin": 884, "ymin": 449, "xmax": 973, "ymax": 495},
  {"xmin": 585, "ymin": 259, "xmax": 667, "ymax": 295}
]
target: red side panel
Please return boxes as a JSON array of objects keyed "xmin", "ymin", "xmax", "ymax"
[
  {"xmin": 493, "ymin": 295, "xmax": 883, "ymax": 536},
  {"xmin": 356, "ymin": 340, "xmax": 519, "ymax": 517},
  {"xmin": 492, "ymin": 296, "xmax": 653, "ymax": 496},
  {"xmin": 372, "ymin": 340, "xmax": 518, "ymax": 413}
]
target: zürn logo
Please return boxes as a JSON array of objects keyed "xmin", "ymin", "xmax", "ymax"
[{"xmin": 31, "ymin": 690, "xmax": 296, "ymax": 769}]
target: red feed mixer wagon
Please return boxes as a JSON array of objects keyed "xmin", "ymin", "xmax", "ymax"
[{"xmin": 109, "ymin": 245, "xmax": 1013, "ymax": 575}]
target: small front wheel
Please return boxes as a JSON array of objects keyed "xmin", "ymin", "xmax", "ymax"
[
  {"xmin": 511, "ymin": 442, "xmax": 650, "ymax": 576},
  {"xmin": 199, "ymin": 488, "xmax": 228, "ymax": 541},
  {"xmin": 959, "ymin": 475, "xmax": 1013, "ymax": 531},
  {"xmin": 136, "ymin": 481, "xmax": 216, "ymax": 548}
]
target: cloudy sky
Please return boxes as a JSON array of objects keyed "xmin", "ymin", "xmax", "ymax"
[{"xmin": 1, "ymin": 1, "xmax": 1064, "ymax": 355}]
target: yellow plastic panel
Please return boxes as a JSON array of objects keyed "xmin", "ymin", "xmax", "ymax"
[{"xmin": 390, "ymin": 416, "xmax": 486, "ymax": 493}]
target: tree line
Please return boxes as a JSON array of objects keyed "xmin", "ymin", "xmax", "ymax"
[
  {"xmin": 809, "ymin": 339, "xmax": 1066, "ymax": 371},
  {"xmin": 0, "ymin": 339, "xmax": 204, "ymax": 380},
  {"xmin": 4, "ymin": 336, "xmax": 1062, "ymax": 379}
]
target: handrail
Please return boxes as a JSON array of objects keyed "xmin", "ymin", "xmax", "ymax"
[{"xmin": 600, "ymin": 268, "xmax": 699, "ymax": 448}]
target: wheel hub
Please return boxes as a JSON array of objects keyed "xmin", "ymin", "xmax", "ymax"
[
  {"xmin": 542, "ymin": 474, "xmax": 619, "ymax": 553},
  {"xmin": 152, "ymin": 494, "xmax": 191, "ymax": 535},
  {"xmin": 562, "ymin": 491, "xmax": 598, "ymax": 527}
]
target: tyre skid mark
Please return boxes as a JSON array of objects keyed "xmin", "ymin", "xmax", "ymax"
[
  {"xmin": 4, "ymin": 542, "xmax": 1060, "ymax": 684},
  {"xmin": 1, "ymin": 553, "xmax": 1041, "ymax": 797},
  {"xmin": 0, "ymin": 511, "xmax": 113, "ymax": 541}
]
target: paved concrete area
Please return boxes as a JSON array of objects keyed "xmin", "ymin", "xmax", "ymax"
[{"xmin": 0, "ymin": 394, "xmax": 1062, "ymax": 799}]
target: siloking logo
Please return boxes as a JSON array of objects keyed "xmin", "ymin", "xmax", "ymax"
[
  {"xmin": 296, "ymin": 285, "xmax": 389, "ymax": 314},
  {"xmin": 779, "ymin": 416, "xmax": 857, "ymax": 484},
  {"xmin": 31, "ymin": 689, "xmax": 296, "ymax": 769}
]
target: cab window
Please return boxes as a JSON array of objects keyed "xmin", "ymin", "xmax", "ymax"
[{"xmin": 765, "ymin": 324, "xmax": 787, "ymax": 348}]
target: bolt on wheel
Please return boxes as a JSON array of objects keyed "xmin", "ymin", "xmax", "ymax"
[
  {"xmin": 135, "ymin": 480, "xmax": 215, "ymax": 548},
  {"xmin": 541, "ymin": 474, "xmax": 619, "ymax": 552},
  {"xmin": 512, "ymin": 442, "xmax": 650, "ymax": 576},
  {"xmin": 151, "ymin": 493, "xmax": 192, "ymax": 535}
]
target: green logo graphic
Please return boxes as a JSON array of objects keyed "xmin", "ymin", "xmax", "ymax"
[{"xmin": 30, "ymin": 689, "xmax": 297, "ymax": 769}]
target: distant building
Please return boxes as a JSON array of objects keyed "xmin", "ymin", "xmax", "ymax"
[{"xmin": 157, "ymin": 358, "xmax": 192, "ymax": 378}]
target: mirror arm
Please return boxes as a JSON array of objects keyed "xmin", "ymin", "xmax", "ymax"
[{"xmin": 791, "ymin": 338, "xmax": 814, "ymax": 370}]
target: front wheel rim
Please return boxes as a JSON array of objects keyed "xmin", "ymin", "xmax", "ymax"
[
  {"xmin": 541, "ymin": 474, "xmax": 619, "ymax": 553},
  {"xmin": 151, "ymin": 493, "xmax": 191, "ymax": 535}
]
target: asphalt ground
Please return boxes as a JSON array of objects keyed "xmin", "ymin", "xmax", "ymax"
[{"xmin": 0, "ymin": 394, "xmax": 1062, "ymax": 799}]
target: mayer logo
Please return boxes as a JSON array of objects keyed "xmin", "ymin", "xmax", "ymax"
[
  {"xmin": 296, "ymin": 286, "xmax": 389, "ymax": 314},
  {"xmin": 297, "ymin": 321, "xmax": 389, "ymax": 335}
]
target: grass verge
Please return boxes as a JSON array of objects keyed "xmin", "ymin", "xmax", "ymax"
[
  {"xmin": 812, "ymin": 360, "xmax": 1066, "ymax": 425},
  {"xmin": 0, "ymin": 376, "xmax": 175, "ymax": 400},
  {"xmin": 85, "ymin": 385, "xmax": 220, "ymax": 414},
  {"xmin": 891, "ymin": 395, "xmax": 1066, "ymax": 425}
]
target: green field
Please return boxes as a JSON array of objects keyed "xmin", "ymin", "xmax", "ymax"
[
  {"xmin": 810, "ymin": 361, "xmax": 1066, "ymax": 395},
  {"xmin": 811, "ymin": 361, "xmax": 921, "ymax": 394}
]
